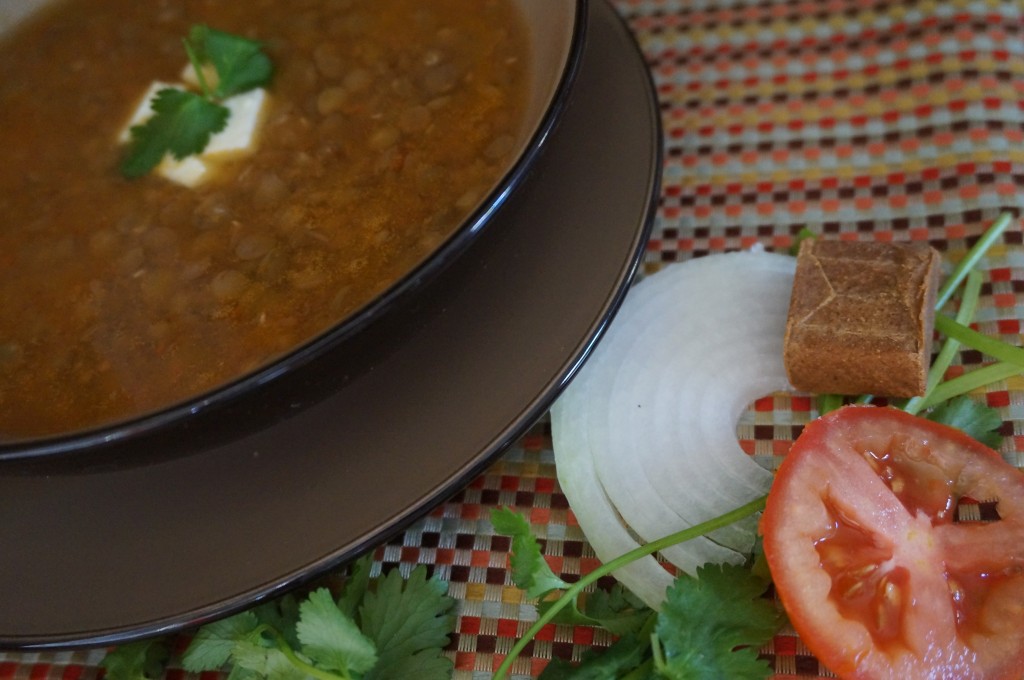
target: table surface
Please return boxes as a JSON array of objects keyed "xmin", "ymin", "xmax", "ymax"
[{"xmin": 4, "ymin": 0, "xmax": 1024, "ymax": 678}]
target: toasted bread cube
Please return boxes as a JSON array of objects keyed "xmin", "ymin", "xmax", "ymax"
[{"xmin": 783, "ymin": 239, "xmax": 941, "ymax": 398}]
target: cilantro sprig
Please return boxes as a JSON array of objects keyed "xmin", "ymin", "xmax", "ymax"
[
  {"xmin": 99, "ymin": 556, "xmax": 456, "ymax": 680},
  {"xmin": 186, "ymin": 25, "xmax": 273, "ymax": 99},
  {"xmin": 120, "ymin": 25, "xmax": 273, "ymax": 179},
  {"xmin": 652, "ymin": 563, "xmax": 782, "ymax": 679},
  {"xmin": 100, "ymin": 638, "xmax": 170, "ymax": 680},
  {"xmin": 490, "ymin": 500, "xmax": 781, "ymax": 680}
]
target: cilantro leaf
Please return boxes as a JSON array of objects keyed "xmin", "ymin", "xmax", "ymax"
[
  {"xmin": 535, "ymin": 595, "xmax": 595, "ymax": 628},
  {"xmin": 99, "ymin": 639, "xmax": 170, "ymax": 680},
  {"xmin": 188, "ymin": 25, "xmax": 273, "ymax": 98},
  {"xmin": 296, "ymin": 587, "xmax": 378, "ymax": 675},
  {"xmin": 580, "ymin": 584, "xmax": 652, "ymax": 636},
  {"xmin": 230, "ymin": 638, "xmax": 307, "ymax": 680},
  {"xmin": 365, "ymin": 648, "xmax": 456, "ymax": 680},
  {"xmin": 491, "ymin": 506, "xmax": 570, "ymax": 599},
  {"xmin": 748, "ymin": 535, "xmax": 774, "ymax": 588},
  {"xmin": 120, "ymin": 25, "xmax": 271, "ymax": 178},
  {"xmin": 359, "ymin": 565, "xmax": 457, "ymax": 680},
  {"xmin": 337, "ymin": 555, "xmax": 373, "ymax": 619},
  {"xmin": 252, "ymin": 594, "xmax": 302, "ymax": 650},
  {"xmin": 539, "ymin": 632, "xmax": 651, "ymax": 679},
  {"xmin": 925, "ymin": 395, "xmax": 1005, "ymax": 449},
  {"xmin": 224, "ymin": 663, "xmax": 261, "ymax": 680},
  {"xmin": 121, "ymin": 88, "xmax": 228, "ymax": 178},
  {"xmin": 537, "ymin": 583, "xmax": 652, "ymax": 636},
  {"xmin": 182, "ymin": 611, "xmax": 261, "ymax": 672},
  {"xmin": 100, "ymin": 556, "xmax": 458, "ymax": 680},
  {"xmin": 654, "ymin": 562, "xmax": 781, "ymax": 680}
]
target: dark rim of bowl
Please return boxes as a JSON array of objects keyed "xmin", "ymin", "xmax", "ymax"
[{"xmin": 0, "ymin": 0, "xmax": 590, "ymax": 462}]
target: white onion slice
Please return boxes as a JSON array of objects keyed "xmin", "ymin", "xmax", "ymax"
[{"xmin": 551, "ymin": 250, "xmax": 796, "ymax": 608}]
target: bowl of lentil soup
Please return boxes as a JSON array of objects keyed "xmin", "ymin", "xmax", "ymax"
[{"xmin": 0, "ymin": 0, "xmax": 585, "ymax": 455}]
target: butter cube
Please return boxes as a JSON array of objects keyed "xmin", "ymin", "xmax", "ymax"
[
  {"xmin": 158, "ymin": 156, "xmax": 209, "ymax": 187},
  {"xmin": 205, "ymin": 88, "xmax": 267, "ymax": 155}
]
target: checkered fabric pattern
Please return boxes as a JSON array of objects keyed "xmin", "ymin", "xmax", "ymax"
[{"xmin": 4, "ymin": 0, "xmax": 1024, "ymax": 678}]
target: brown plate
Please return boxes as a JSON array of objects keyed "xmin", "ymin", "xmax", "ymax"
[{"xmin": 0, "ymin": 0, "xmax": 661, "ymax": 648}]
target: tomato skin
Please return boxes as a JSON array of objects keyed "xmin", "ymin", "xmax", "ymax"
[{"xmin": 761, "ymin": 405, "xmax": 1024, "ymax": 680}]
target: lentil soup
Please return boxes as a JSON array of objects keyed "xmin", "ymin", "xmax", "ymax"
[{"xmin": 0, "ymin": 0, "xmax": 533, "ymax": 440}]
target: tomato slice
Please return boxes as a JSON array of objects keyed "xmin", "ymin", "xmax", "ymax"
[{"xmin": 761, "ymin": 405, "xmax": 1024, "ymax": 680}]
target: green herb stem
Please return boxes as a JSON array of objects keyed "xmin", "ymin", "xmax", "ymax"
[
  {"xmin": 650, "ymin": 633, "xmax": 667, "ymax": 675},
  {"xmin": 920, "ymin": 361, "xmax": 1022, "ymax": 410},
  {"xmin": 904, "ymin": 269, "xmax": 984, "ymax": 415},
  {"xmin": 817, "ymin": 393, "xmax": 845, "ymax": 415},
  {"xmin": 267, "ymin": 628, "xmax": 349, "ymax": 680},
  {"xmin": 936, "ymin": 212, "xmax": 1012, "ymax": 310},
  {"xmin": 906, "ymin": 211, "xmax": 1015, "ymax": 414},
  {"xmin": 182, "ymin": 37, "xmax": 213, "ymax": 99},
  {"xmin": 490, "ymin": 495, "xmax": 768, "ymax": 680},
  {"xmin": 619, "ymin": 616, "xmax": 658, "ymax": 680},
  {"xmin": 934, "ymin": 313, "xmax": 1024, "ymax": 369}
]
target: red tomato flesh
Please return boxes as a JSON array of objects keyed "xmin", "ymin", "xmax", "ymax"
[{"xmin": 761, "ymin": 405, "xmax": 1024, "ymax": 680}]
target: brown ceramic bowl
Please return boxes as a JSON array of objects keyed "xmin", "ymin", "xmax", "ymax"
[{"xmin": 0, "ymin": 0, "xmax": 586, "ymax": 458}]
